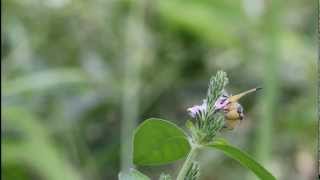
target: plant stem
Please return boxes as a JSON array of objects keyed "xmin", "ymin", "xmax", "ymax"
[
  {"xmin": 255, "ymin": 0, "xmax": 279, "ymax": 164},
  {"xmin": 176, "ymin": 146, "xmax": 199, "ymax": 180},
  {"xmin": 120, "ymin": 0, "xmax": 150, "ymax": 173}
]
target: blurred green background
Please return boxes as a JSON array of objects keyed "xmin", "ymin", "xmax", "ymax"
[{"xmin": 2, "ymin": 0, "xmax": 316, "ymax": 180}]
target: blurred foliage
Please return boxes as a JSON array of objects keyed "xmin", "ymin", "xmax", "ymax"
[{"xmin": 2, "ymin": 0, "xmax": 316, "ymax": 180}]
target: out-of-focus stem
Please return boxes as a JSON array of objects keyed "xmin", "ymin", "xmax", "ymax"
[
  {"xmin": 120, "ymin": 0, "xmax": 150, "ymax": 173},
  {"xmin": 255, "ymin": 0, "xmax": 280, "ymax": 164},
  {"xmin": 318, "ymin": 0, "xmax": 320, "ymax": 176}
]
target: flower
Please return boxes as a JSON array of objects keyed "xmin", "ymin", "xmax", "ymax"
[
  {"xmin": 187, "ymin": 100, "xmax": 207, "ymax": 118},
  {"xmin": 214, "ymin": 96, "xmax": 229, "ymax": 110},
  {"xmin": 188, "ymin": 93, "xmax": 232, "ymax": 119},
  {"xmin": 214, "ymin": 90, "xmax": 231, "ymax": 110}
]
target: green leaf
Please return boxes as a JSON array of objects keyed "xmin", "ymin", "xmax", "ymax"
[
  {"xmin": 133, "ymin": 118, "xmax": 191, "ymax": 165},
  {"xmin": 206, "ymin": 139, "xmax": 276, "ymax": 180},
  {"xmin": 118, "ymin": 169, "xmax": 150, "ymax": 180},
  {"xmin": 3, "ymin": 68, "xmax": 89, "ymax": 97},
  {"xmin": 3, "ymin": 107, "xmax": 81, "ymax": 180}
]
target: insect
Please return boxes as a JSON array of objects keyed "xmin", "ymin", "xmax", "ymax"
[{"xmin": 223, "ymin": 87, "xmax": 262, "ymax": 130}]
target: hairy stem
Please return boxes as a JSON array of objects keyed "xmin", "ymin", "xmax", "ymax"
[{"xmin": 176, "ymin": 146, "xmax": 199, "ymax": 180}]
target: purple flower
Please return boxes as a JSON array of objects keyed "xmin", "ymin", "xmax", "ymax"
[
  {"xmin": 214, "ymin": 96, "xmax": 229, "ymax": 110},
  {"xmin": 187, "ymin": 91, "xmax": 231, "ymax": 119},
  {"xmin": 187, "ymin": 100, "xmax": 207, "ymax": 118}
]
